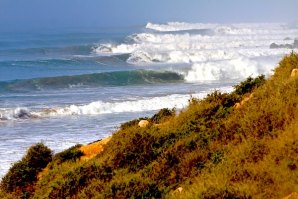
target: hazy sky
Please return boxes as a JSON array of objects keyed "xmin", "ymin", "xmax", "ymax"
[{"xmin": 1, "ymin": 0, "xmax": 298, "ymax": 31}]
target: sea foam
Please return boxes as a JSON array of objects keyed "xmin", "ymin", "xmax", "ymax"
[{"xmin": 93, "ymin": 22, "xmax": 298, "ymax": 82}]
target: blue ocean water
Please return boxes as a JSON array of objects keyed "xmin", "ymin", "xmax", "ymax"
[{"xmin": 0, "ymin": 22, "xmax": 296, "ymax": 176}]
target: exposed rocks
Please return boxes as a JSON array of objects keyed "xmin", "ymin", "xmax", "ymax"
[
  {"xmin": 283, "ymin": 192, "xmax": 298, "ymax": 199},
  {"xmin": 290, "ymin": 69, "xmax": 298, "ymax": 77},
  {"xmin": 234, "ymin": 93, "xmax": 254, "ymax": 109},
  {"xmin": 270, "ymin": 39, "xmax": 298, "ymax": 49},
  {"xmin": 80, "ymin": 136, "xmax": 111, "ymax": 161},
  {"xmin": 138, "ymin": 120, "xmax": 149, "ymax": 128},
  {"xmin": 172, "ymin": 187, "xmax": 183, "ymax": 195}
]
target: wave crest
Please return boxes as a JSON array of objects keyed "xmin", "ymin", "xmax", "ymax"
[
  {"xmin": 0, "ymin": 107, "xmax": 33, "ymax": 120},
  {"xmin": 91, "ymin": 22, "xmax": 298, "ymax": 82},
  {"xmin": 185, "ymin": 57, "xmax": 273, "ymax": 81},
  {"xmin": 0, "ymin": 87, "xmax": 233, "ymax": 121},
  {"xmin": 0, "ymin": 70, "xmax": 184, "ymax": 92}
]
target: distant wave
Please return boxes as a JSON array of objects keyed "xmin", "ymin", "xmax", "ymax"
[
  {"xmin": 146, "ymin": 22, "xmax": 217, "ymax": 32},
  {"xmin": 94, "ymin": 23, "xmax": 296, "ymax": 65},
  {"xmin": 0, "ymin": 53, "xmax": 129, "ymax": 67},
  {"xmin": 0, "ymin": 44, "xmax": 94, "ymax": 59},
  {"xmin": 0, "ymin": 58, "xmax": 83, "ymax": 67},
  {"xmin": 92, "ymin": 22, "xmax": 298, "ymax": 82},
  {"xmin": 0, "ymin": 70, "xmax": 184, "ymax": 92},
  {"xmin": 145, "ymin": 22, "xmax": 297, "ymax": 35}
]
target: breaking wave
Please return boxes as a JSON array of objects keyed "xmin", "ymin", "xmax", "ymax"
[
  {"xmin": 184, "ymin": 57, "xmax": 273, "ymax": 81},
  {"xmin": 0, "ymin": 107, "xmax": 33, "ymax": 120},
  {"xmin": 0, "ymin": 86, "xmax": 233, "ymax": 121},
  {"xmin": 145, "ymin": 22, "xmax": 298, "ymax": 35},
  {"xmin": 94, "ymin": 23, "xmax": 296, "ymax": 64},
  {"xmin": 91, "ymin": 22, "xmax": 298, "ymax": 82}
]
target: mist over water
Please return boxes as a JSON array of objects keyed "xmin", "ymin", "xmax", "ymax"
[{"xmin": 0, "ymin": 22, "xmax": 297, "ymax": 177}]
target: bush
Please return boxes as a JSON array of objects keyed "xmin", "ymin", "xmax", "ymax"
[
  {"xmin": 112, "ymin": 131, "xmax": 158, "ymax": 171},
  {"xmin": 233, "ymin": 75, "xmax": 265, "ymax": 96},
  {"xmin": 150, "ymin": 108, "xmax": 175, "ymax": 123},
  {"xmin": 0, "ymin": 143, "xmax": 52, "ymax": 195},
  {"xmin": 25, "ymin": 143, "xmax": 53, "ymax": 170},
  {"xmin": 40, "ymin": 163, "xmax": 113, "ymax": 198},
  {"xmin": 201, "ymin": 187, "xmax": 252, "ymax": 199},
  {"xmin": 50, "ymin": 144, "xmax": 84, "ymax": 167}
]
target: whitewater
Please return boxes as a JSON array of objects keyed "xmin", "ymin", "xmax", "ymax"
[{"xmin": 0, "ymin": 22, "xmax": 297, "ymax": 177}]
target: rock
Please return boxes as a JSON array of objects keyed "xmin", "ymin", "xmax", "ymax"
[
  {"xmin": 283, "ymin": 192, "xmax": 298, "ymax": 199},
  {"xmin": 285, "ymin": 44, "xmax": 293, "ymax": 49},
  {"xmin": 290, "ymin": 69, "xmax": 298, "ymax": 77},
  {"xmin": 270, "ymin": 39, "xmax": 298, "ymax": 49},
  {"xmin": 293, "ymin": 39, "xmax": 298, "ymax": 48},
  {"xmin": 138, "ymin": 120, "xmax": 149, "ymax": 128},
  {"xmin": 234, "ymin": 93, "xmax": 254, "ymax": 109},
  {"xmin": 234, "ymin": 102, "xmax": 241, "ymax": 109},
  {"xmin": 270, "ymin": 43, "xmax": 280, "ymax": 49},
  {"xmin": 14, "ymin": 108, "xmax": 31, "ymax": 119},
  {"xmin": 172, "ymin": 187, "xmax": 183, "ymax": 195},
  {"xmin": 80, "ymin": 136, "xmax": 111, "ymax": 161},
  {"xmin": 176, "ymin": 187, "xmax": 183, "ymax": 193}
]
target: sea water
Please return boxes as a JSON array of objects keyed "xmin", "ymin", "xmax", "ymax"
[{"xmin": 0, "ymin": 22, "xmax": 297, "ymax": 177}]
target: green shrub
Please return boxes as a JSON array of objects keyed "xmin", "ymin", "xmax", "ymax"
[
  {"xmin": 39, "ymin": 163, "xmax": 113, "ymax": 198},
  {"xmin": 25, "ymin": 143, "xmax": 53, "ymax": 170},
  {"xmin": 233, "ymin": 75, "xmax": 265, "ymax": 96},
  {"xmin": 50, "ymin": 144, "xmax": 84, "ymax": 167},
  {"xmin": 210, "ymin": 151, "xmax": 224, "ymax": 164},
  {"xmin": 106, "ymin": 178, "xmax": 162, "ymax": 199},
  {"xmin": 201, "ymin": 186, "xmax": 252, "ymax": 199},
  {"xmin": 150, "ymin": 108, "xmax": 175, "ymax": 123},
  {"xmin": 0, "ymin": 160, "xmax": 35, "ymax": 194},
  {"xmin": 112, "ymin": 131, "xmax": 158, "ymax": 171},
  {"xmin": 0, "ymin": 143, "xmax": 52, "ymax": 196}
]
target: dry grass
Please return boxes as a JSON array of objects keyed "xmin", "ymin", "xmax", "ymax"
[{"xmin": 80, "ymin": 136, "xmax": 111, "ymax": 161}]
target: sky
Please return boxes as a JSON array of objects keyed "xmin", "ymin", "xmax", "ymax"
[{"xmin": 0, "ymin": 0, "xmax": 298, "ymax": 31}]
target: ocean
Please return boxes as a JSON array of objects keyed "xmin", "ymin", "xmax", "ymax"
[{"xmin": 0, "ymin": 22, "xmax": 297, "ymax": 177}]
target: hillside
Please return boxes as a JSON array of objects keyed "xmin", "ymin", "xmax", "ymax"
[{"xmin": 1, "ymin": 53, "xmax": 298, "ymax": 198}]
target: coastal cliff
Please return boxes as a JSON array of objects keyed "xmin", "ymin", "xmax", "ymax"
[{"xmin": 1, "ymin": 53, "xmax": 298, "ymax": 198}]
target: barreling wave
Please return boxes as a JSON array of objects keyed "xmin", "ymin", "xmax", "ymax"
[{"xmin": 0, "ymin": 70, "xmax": 184, "ymax": 92}]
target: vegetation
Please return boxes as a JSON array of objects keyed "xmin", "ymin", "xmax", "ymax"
[
  {"xmin": 1, "ymin": 53, "xmax": 298, "ymax": 198},
  {"xmin": 48, "ymin": 144, "xmax": 84, "ymax": 168},
  {"xmin": 0, "ymin": 143, "xmax": 52, "ymax": 198}
]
